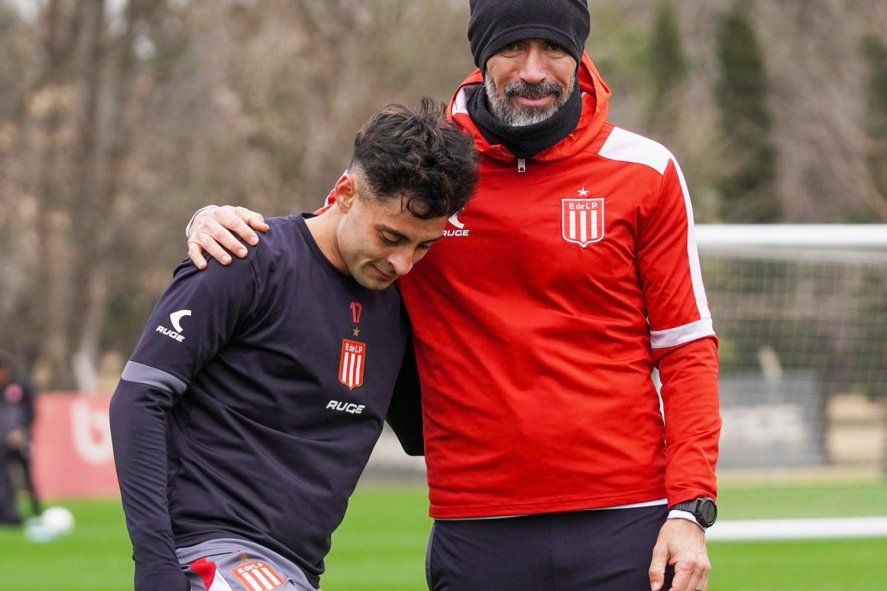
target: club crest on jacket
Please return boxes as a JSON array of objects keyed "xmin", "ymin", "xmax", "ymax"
[{"xmin": 562, "ymin": 194, "xmax": 604, "ymax": 247}]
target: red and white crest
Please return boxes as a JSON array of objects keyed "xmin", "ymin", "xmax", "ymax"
[
  {"xmin": 338, "ymin": 339, "xmax": 366, "ymax": 390},
  {"xmin": 231, "ymin": 561, "xmax": 284, "ymax": 590},
  {"xmin": 562, "ymin": 198, "xmax": 605, "ymax": 247}
]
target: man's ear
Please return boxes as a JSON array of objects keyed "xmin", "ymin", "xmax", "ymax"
[{"xmin": 334, "ymin": 173, "xmax": 357, "ymax": 213}]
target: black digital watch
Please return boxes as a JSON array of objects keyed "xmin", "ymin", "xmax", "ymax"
[{"xmin": 671, "ymin": 497, "xmax": 718, "ymax": 528}]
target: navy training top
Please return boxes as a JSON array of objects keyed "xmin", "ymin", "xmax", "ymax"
[{"xmin": 110, "ymin": 215, "xmax": 419, "ymax": 590}]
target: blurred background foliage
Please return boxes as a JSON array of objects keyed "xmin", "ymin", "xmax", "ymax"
[{"xmin": 0, "ymin": 0, "xmax": 886, "ymax": 391}]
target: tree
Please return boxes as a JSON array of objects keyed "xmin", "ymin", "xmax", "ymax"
[
  {"xmin": 1, "ymin": 0, "xmax": 165, "ymax": 390},
  {"xmin": 646, "ymin": 0, "xmax": 687, "ymax": 138},
  {"xmin": 0, "ymin": 0, "xmax": 472, "ymax": 391},
  {"xmin": 714, "ymin": 0, "xmax": 780, "ymax": 222},
  {"xmin": 863, "ymin": 35, "xmax": 887, "ymax": 208}
]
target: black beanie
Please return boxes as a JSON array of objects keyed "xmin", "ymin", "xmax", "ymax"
[{"xmin": 468, "ymin": 0, "xmax": 590, "ymax": 69}]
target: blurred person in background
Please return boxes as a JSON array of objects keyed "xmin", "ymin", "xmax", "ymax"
[
  {"xmin": 184, "ymin": 1, "xmax": 721, "ymax": 590},
  {"xmin": 0, "ymin": 351, "xmax": 42, "ymax": 525}
]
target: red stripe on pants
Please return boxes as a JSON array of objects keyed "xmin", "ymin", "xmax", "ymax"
[{"xmin": 189, "ymin": 557, "xmax": 217, "ymax": 591}]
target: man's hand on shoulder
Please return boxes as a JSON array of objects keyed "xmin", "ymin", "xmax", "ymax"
[
  {"xmin": 648, "ymin": 518, "xmax": 710, "ymax": 591},
  {"xmin": 187, "ymin": 205, "xmax": 270, "ymax": 270}
]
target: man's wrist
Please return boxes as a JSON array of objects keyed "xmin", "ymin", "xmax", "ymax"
[
  {"xmin": 667, "ymin": 509, "xmax": 704, "ymax": 531},
  {"xmin": 185, "ymin": 205, "xmax": 219, "ymax": 239},
  {"xmin": 669, "ymin": 497, "xmax": 718, "ymax": 528}
]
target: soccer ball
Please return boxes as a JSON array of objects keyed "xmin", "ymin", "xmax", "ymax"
[{"xmin": 41, "ymin": 506, "xmax": 75, "ymax": 536}]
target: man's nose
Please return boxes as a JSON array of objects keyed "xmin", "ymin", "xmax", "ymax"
[
  {"xmin": 387, "ymin": 251, "xmax": 414, "ymax": 277},
  {"xmin": 519, "ymin": 46, "xmax": 548, "ymax": 85}
]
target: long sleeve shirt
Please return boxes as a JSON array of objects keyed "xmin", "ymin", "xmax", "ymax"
[{"xmin": 111, "ymin": 215, "xmax": 411, "ymax": 589}]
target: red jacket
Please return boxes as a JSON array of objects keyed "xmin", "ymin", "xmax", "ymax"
[{"xmin": 397, "ymin": 54, "xmax": 721, "ymax": 519}]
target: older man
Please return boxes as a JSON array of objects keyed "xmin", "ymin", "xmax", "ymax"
[{"xmin": 186, "ymin": 2, "xmax": 721, "ymax": 590}]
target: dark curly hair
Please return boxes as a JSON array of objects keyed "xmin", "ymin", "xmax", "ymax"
[{"xmin": 350, "ymin": 98, "xmax": 478, "ymax": 219}]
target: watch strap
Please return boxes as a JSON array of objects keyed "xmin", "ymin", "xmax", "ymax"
[{"xmin": 670, "ymin": 498, "xmax": 717, "ymax": 528}]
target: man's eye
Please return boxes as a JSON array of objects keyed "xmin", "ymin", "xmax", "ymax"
[
  {"xmin": 381, "ymin": 234, "xmax": 399, "ymax": 245},
  {"xmin": 501, "ymin": 41, "xmax": 524, "ymax": 53},
  {"xmin": 544, "ymin": 42, "xmax": 567, "ymax": 55}
]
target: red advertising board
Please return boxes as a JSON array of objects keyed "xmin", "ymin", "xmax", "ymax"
[{"xmin": 31, "ymin": 392, "xmax": 120, "ymax": 499}]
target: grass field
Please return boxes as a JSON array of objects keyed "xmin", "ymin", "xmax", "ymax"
[{"xmin": 1, "ymin": 481, "xmax": 886, "ymax": 591}]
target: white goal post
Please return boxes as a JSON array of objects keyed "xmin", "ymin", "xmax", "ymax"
[
  {"xmin": 708, "ymin": 517, "xmax": 887, "ymax": 542},
  {"xmin": 696, "ymin": 224, "xmax": 887, "ymax": 248}
]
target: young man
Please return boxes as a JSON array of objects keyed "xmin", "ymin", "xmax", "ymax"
[
  {"xmin": 186, "ymin": 2, "xmax": 721, "ymax": 590},
  {"xmin": 110, "ymin": 101, "xmax": 477, "ymax": 591}
]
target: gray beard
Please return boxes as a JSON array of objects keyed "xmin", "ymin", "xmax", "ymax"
[{"xmin": 485, "ymin": 76, "xmax": 575, "ymax": 128}]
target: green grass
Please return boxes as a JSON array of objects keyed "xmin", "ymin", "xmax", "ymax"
[
  {"xmin": 709, "ymin": 539, "xmax": 887, "ymax": 591},
  {"xmin": 1, "ymin": 481, "xmax": 885, "ymax": 590},
  {"xmin": 717, "ymin": 480, "xmax": 887, "ymax": 519},
  {"xmin": 0, "ymin": 500, "xmax": 132, "ymax": 591}
]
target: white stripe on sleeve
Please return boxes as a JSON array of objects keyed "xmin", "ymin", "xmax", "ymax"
[
  {"xmin": 650, "ymin": 318, "xmax": 715, "ymax": 349},
  {"xmin": 670, "ymin": 157, "xmax": 712, "ymax": 321},
  {"xmin": 599, "ymin": 128, "xmax": 712, "ymax": 322}
]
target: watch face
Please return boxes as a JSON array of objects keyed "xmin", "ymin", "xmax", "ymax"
[{"xmin": 699, "ymin": 500, "xmax": 718, "ymax": 526}]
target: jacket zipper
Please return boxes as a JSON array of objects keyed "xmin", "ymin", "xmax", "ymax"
[{"xmin": 517, "ymin": 158, "xmax": 526, "ymax": 173}]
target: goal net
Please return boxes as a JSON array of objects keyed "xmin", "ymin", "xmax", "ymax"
[{"xmin": 697, "ymin": 225, "xmax": 887, "ymax": 540}]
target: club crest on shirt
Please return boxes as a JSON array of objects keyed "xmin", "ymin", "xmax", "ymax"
[
  {"xmin": 562, "ymin": 194, "xmax": 605, "ymax": 247},
  {"xmin": 230, "ymin": 560, "xmax": 284, "ymax": 590},
  {"xmin": 338, "ymin": 339, "xmax": 366, "ymax": 390}
]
